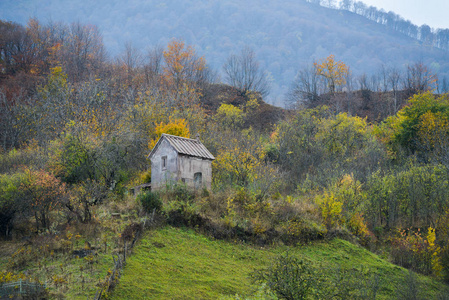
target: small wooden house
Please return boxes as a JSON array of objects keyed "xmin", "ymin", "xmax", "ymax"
[{"xmin": 147, "ymin": 134, "xmax": 215, "ymax": 190}]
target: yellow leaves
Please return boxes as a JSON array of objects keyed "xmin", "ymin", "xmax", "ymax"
[
  {"xmin": 52, "ymin": 275, "xmax": 68, "ymax": 286},
  {"xmin": 155, "ymin": 117, "xmax": 190, "ymax": 138},
  {"xmin": 427, "ymin": 226, "xmax": 436, "ymax": 249},
  {"xmin": 164, "ymin": 40, "xmax": 191, "ymax": 75},
  {"xmin": 50, "ymin": 66, "xmax": 64, "ymax": 76},
  {"xmin": 346, "ymin": 212, "xmax": 370, "ymax": 240},
  {"xmin": 338, "ymin": 173, "xmax": 354, "ymax": 187},
  {"xmin": 215, "ymin": 103, "xmax": 245, "ymax": 129},
  {"xmin": 314, "ymin": 55, "xmax": 349, "ymax": 93},
  {"xmin": 0, "ymin": 271, "xmax": 27, "ymax": 284},
  {"xmin": 269, "ymin": 129, "xmax": 279, "ymax": 144},
  {"xmin": 379, "ymin": 92, "xmax": 449, "ymax": 155},
  {"xmin": 316, "ymin": 191, "xmax": 343, "ymax": 229},
  {"xmin": 148, "ymin": 118, "xmax": 190, "ymax": 150},
  {"xmin": 213, "ymin": 142, "xmax": 263, "ymax": 187},
  {"xmin": 213, "ymin": 93, "xmax": 260, "ymax": 131},
  {"xmin": 392, "ymin": 227, "xmax": 443, "ymax": 277},
  {"xmin": 316, "ymin": 112, "xmax": 369, "ymax": 158},
  {"xmin": 245, "ymin": 91, "xmax": 260, "ymax": 111},
  {"xmin": 214, "ymin": 150, "xmax": 249, "ymax": 179},
  {"xmin": 418, "ymin": 111, "xmax": 449, "ymax": 152},
  {"xmin": 38, "ymin": 65, "xmax": 69, "ymax": 99},
  {"xmin": 285, "ymin": 195, "xmax": 294, "ymax": 204},
  {"xmin": 427, "ymin": 227, "xmax": 443, "ymax": 277}
]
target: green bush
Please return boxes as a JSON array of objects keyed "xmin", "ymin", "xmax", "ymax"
[
  {"xmin": 252, "ymin": 252, "xmax": 381, "ymax": 300},
  {"xmin": 161, "ymin": 183, "xmax": 195, "ymax": 203},
  {"xmin": 0, "ymin": 171, "xmax": 28, "ymax": 237},
  {"xmin": 138, "ymin": 191, "xmax": 162, "ymax": 213},
  {"xmin": 282, "ymin": 218, "xmax": 326, "ymax": 245},
  {"xmin": 252, "ymin": 252, "xmax": 314, "ymax": 300},
  {"xmin": 172, "ymin": 184, "xmax": 195, "ymax": 202}
]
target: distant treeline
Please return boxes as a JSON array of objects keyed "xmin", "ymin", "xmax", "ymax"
[{"xmin": 312, "ymin": 0, "xmax": 449, "ymax": 51}]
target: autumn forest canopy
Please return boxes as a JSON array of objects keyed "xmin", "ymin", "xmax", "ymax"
[
  {"xmin": 2, "ymin": 6, "xmax": 449, "ymax": 299},
  {"xmin": 2, "ymin": 0, "xmax": 449, "ymax": 103}
]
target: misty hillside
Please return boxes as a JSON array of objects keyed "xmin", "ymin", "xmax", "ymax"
[{"xmin": 1, "ymin": 0, "xmax": 448, "ymax": 104}]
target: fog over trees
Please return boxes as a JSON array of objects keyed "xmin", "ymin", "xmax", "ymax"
[{"xmin": 1, "ymin": 0, "xmax": 449, "ymax": 105}]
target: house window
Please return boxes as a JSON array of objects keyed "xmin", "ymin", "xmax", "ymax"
[
  {"xmin": 194, "ymin": 172, "xmax": 202, "ymax": 189},
  {"xmin": 162, "ymin": 156, "xmax": 167, "ymax": 170}
]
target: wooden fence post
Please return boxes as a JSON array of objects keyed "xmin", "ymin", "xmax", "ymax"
[{"xmin": 124, "ymin": 241, "xmax": 127, "ymax": 263}]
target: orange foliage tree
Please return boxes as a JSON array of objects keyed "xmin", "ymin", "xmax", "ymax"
[
  {"xmin": 162, "ymin": 39, "xmax": 206, "ymax": 91},
  {"xmin": 21, "ymin": 169, "xmax": 66, "ymax": 231},
  {"xmin": 161, "ymin": 39, "xmax": 207, "ymax": 111}
]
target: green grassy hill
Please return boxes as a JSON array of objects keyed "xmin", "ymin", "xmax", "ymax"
[{"xmin": 112, "ymin": 227, "xmax": 446, "ymax": 299}]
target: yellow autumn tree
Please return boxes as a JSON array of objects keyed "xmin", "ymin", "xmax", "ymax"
[
  {"xmin": 213, "ymin": 144, "xmax": 263, "ymax": 187},
  {"xmin": 214, "ymin": 103, "xmax": 245, "ymax": 130},
  {"xmin": 418, "ymin": 111, "xmax": 449, "ymax": 156},
  {"xmin": 212, "ymin": 129, "xmax": 267, "ymax": 188},
  {"xmin": 314, "ymin": 55, "xmax": 349, "ymax": 94},
  {"xmin": 427, "ymin": 226, "xmax": 443, "ymax": 277},
  {"xmin": 148, "ymin": 118, "xmax": 190, "ymax": 150},
  {"xmin": 315, "ymin": 112, "xmax": 368, "ymax": 159},
  {"xmin": 317, "ymin": 191, "xmax": 343, "ymax": 230}
]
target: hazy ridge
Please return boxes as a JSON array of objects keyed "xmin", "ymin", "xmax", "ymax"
[{"xmin": 1, "ymin": 0, "xmax": 448, "ymax": 104}]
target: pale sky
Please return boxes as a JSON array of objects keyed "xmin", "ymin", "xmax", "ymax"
[{"xmin": 360, "ymin": 0, "xmax": 449, "ymax": 29}]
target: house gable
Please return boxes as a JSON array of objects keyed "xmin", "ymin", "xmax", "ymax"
[
  {"xmin": 148, "ymin": 134, "xmax": 214, "ymax": 190},
  {"xmin": 148, "ymin": 134, "xmax": 215, "ymax": 160}
]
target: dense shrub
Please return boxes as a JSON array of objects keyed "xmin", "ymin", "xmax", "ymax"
[
  {"xmin": 282, "ymin": 218, "xmax": 326, "ymax": 245},
  {"xmin": 121, "ymin": 222, "xmax": 143, "ymax": 243},
  {"xmin": 138, "ymin": 191, "xmax": 162, "ymax": 213},
  {"xmin": 0, "ymin": 172, "xmax": 26, "ymax": 237},
  {"xmin": 171, "ymin": 184, "xmax": 195, "ymax": 202},
  {"xmin": 366, "ymin": 163, "xmax": 449, "ymax": 229},
  {"xmin": 252, "ymin": 253, "xmax": 315, "ymax": 300},
  {"xmin": 161, "ymin": 185, "xmax": 204, "ymax": 228},
  {"xmin": 253, "ymin": 252, "xmax": 381, "ymax": 300},
  {"xmin": 390, "ymin": 228, "xmax": 434, "ymax": 275}
]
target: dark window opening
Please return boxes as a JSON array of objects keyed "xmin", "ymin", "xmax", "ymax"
[{"xmin": 162, "ymin": 156, "xmax": 167, "ymax": 170}]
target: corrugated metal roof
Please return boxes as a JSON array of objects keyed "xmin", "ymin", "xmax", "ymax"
[{"xmin": 148, "ymin": 134, "xmax": 215, "ymax": 160}]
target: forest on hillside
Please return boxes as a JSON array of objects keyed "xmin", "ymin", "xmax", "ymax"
[
  {"xmin": 316, "ymin": 0, "xmax": 449, "ymax": 50},
  {"xmin": 1, "ymin": 0, "xmax": 449, "ymax": 104},
  {"xmin": 2, "ymin": 16, "xmax": 449, "ymax": 298}
]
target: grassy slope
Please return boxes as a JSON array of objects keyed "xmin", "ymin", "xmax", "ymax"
[{"xmin": 112, "ymin": 227, "xmax": 446, "ymax": 299}]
